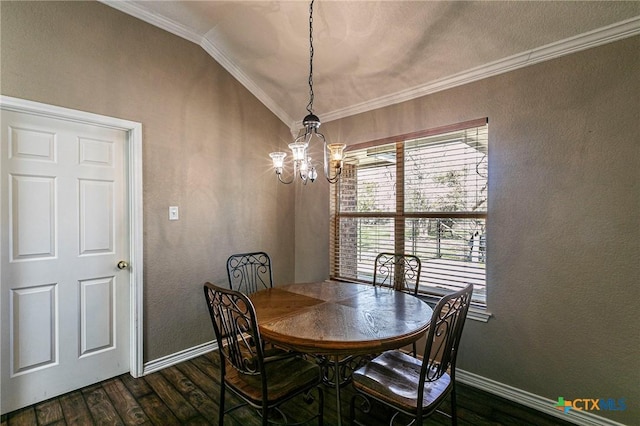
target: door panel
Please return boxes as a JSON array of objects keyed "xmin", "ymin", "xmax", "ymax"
[
  {"xmin": 9, "ymin": 126, "xmax": 56, "ymax": 162},
  {"xmin": 1, "ymin": 109, "xmax": 130, "ymax": 413},
  {"xmin": 11, "ymin": 175, "xmax": 56, "ymax": 260},
  {"xmin": 79, "ymin": 179, "xmax": 114, "ymax": 254},
  {"xmin": 10, "ymin": 284, "xmax": 57, "ymax": 375},
  {"xmin": 79, "ymin": 277, "xmax": 114, "ymax": 356}
]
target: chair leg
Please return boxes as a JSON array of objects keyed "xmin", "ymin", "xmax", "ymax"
[
  {"xmin": 350, "ymin": 393, "xmax": 371, "ymax": 426},
  {"xmin": 349, "ymin": 394, "xmax": 357, "ymax": 426},
  {"xmin": 218, "ymin": 384, "xmax": 225, "ymax": 426},
  {"xmin": 318, "ymin": 386, "xmax": 324, "ymax": 426},
  {"xmin": 450, "ymin": 385, "xmax": 458, "ymax": 426},
  {"xmin": 349, "ymin": 394, "xmax": 357, "ymax": 425}
]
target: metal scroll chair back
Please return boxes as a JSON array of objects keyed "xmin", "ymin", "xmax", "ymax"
[
  {"xmin": 226, "ymin": 251, "xmax": 273, "ymax": 294},
  {"xmin": 204, "ymin": 282, "xmax": 324, "ymax": 426},
  {"xmin": 373, "ymin": 252, "xmax": 422, "ymax": 294},
  {"xmin": 373, "ymin": 252, "xmax": 423, "ymax": 355},
  {"xmin": 421, "ymin": 283, "xmax": 473, "ymax": 386},
  {"xmin": 350, "ymin": 283, "xmax": 473, "ymax": 426},
  {"xmin": 205, "ymin": 282, "xmax": 261, "ymax": 376}
]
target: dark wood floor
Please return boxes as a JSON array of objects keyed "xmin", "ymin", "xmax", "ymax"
[{"xmin": 2, "ymin": 351, "xmax": 573, "ymax": 426}]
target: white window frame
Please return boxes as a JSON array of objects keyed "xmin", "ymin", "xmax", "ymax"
[{"xmin": 330, "ymin": 118, "xmax": 491, "ymax": 321}]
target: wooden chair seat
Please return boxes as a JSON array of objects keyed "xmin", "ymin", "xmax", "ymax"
[
  {"xmin": 225, "ymin": 353, "xmax": 321, "ymax": 406},
  {"xmin": 352, "ymin": 350, "xmax": 451, "ymax": 413}
]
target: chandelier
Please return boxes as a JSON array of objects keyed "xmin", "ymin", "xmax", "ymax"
[{"xmin": 269, "ymin": 0, "xmax": 345, "ymax": 185}]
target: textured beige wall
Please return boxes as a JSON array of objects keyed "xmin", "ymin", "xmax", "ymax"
[
  {"xmin": 3, "ymin": 1, "xmax": 639, "ymax": 423},
  {"xmin": 1, "ymin": 1, "xmax": 296, "ymax": 362},
  {"xmin": 300, "ymin": 37, "xmax": 639, "ymax": 424}
]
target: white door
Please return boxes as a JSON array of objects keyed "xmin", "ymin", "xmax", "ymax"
[{"xmin": 1, "ymin": 109, "xmax": 130, "ymax": 413}]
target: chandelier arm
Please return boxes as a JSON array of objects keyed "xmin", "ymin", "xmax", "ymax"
[
  {"xmin": 278, "ymin": 156, "xmax": 298, "ymax": 184},
  {"xmin": 277, "ymin": 173, "xmax": 295, "ymax": 185},
  {"xmin": 325, "ymin": 170, "xmax": 342, "ymax": 184}
]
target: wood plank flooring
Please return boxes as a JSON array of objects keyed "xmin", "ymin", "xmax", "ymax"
[{"xmin": 2, "ymin": 351, "xmax": 573, "ymax": 426}]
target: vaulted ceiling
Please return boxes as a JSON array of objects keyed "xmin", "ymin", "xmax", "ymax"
[{"xmin": 102, "ymin": 1, "xmax": 640, "ymax": 130}]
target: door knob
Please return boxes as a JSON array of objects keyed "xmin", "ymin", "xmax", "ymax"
[{"xmin": 117, "ymin": 260, "xmax": 129, "ymax": 270}]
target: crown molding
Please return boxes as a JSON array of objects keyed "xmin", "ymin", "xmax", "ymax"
[
  {"xmin": 321, "ymin": 15, "xmax": 640, "ymax": 123},
  {"xmin": 199, "ymin": 37, "xmax": 295, "ymax": 127},
  {"xmin": 100, "ymin": 1, "xmax": 639, "ymax": 128},
  {"xmin": 99, "ymin": 0, "xmax": 201, "ymax": 44}
]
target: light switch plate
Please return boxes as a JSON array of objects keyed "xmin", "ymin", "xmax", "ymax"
[{"xmin": 169, "ymin": 206, "xmax": 179, "ymax": 221}]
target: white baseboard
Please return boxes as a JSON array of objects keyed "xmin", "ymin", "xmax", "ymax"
[
  {"xmin": 142, "ymin": 341, "xmax": 218, "ymax": 375},
  {"xmin": 142, "ymin": 344, "xmax": 625, "ymax": 426},
  {"xmin": 457, "ymin": 369, "xmax": 626, "ymax": 426}
]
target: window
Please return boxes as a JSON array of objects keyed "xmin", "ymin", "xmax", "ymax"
[{"xmin": 330, "ymin": 118, "xmax": 488, "ymax": 306}]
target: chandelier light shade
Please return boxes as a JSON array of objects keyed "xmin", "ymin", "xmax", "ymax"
[{"xmin": 269, "ymin": 0, "xmax": 345, "ymax": 185}]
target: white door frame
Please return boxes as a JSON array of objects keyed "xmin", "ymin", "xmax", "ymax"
[{"xmin": 0, "ymin": 95, "xmax": 144, "ymax": 378}]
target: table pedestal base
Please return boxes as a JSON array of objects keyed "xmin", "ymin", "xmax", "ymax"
[{"xmin": 317, "ymin": 355, "xmax": 373, "ymax": 426}]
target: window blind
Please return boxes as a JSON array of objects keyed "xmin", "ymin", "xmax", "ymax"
[{"xmin": 330, "ymin": 119, "xmax": 488, "ymax": 305}]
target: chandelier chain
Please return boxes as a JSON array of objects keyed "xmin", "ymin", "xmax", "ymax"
[{"xmin": 306, "ymin": 0, "xmax": 315, "ymax": 115}]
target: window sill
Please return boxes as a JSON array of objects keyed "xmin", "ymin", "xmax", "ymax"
[
  {"xmin": 417, "ymin": 294, "xmax": 492, "ymax": 323},
  {"xmin": 467, "ymin": 306, "xmax": 492, "ymax": 322}
]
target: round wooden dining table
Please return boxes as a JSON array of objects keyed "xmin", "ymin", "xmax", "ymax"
[{"xmin": 249, "ymin": 280, "xmax": 433, "ymax": 425}]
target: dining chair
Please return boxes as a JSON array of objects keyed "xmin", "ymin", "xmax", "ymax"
[
  {"xmin": 349, "ymin": 283, "xmax": 473, "ymax": 426},
  {"xmin": 373, "ymin": 252, "xmax": 422, "ymax": 294},
  {"xmin": 204, "ymin": 282, "xmax": 324, "ymax": 426},
  {"xmin": 226, "ymin": 251, "xmax": 273, "ymax": 294},
  {"xmin": 373, "ymin": 252, "xmax": 422, "ymax": 355}
]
